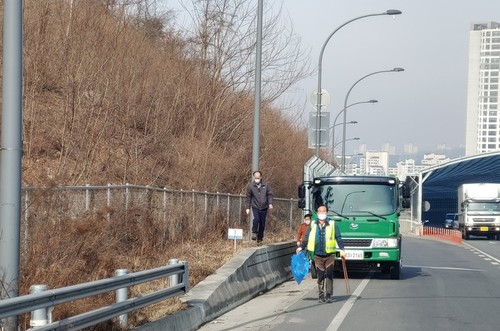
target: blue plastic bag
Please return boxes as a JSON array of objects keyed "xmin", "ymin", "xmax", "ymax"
[{"xmin": 291, "ymin": 251, "xmax": 310, "ymax": 284}]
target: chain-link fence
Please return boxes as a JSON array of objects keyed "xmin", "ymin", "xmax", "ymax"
[{"xmin": 21, "ymin": 184, "xmax": 302, "ymax": 244}]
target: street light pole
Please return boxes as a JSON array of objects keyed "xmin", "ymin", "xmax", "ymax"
[
  {"xmin": 252, "ymin": 0, "xmax": 263, "ymax": 172},
  {"xmin": 315, "ymin": 9, "xmax": 402, "ymax": 157},
  {"xmin": 331, "ymin": 99, "xmax": 377, "ymax": 158},
  {"xmin": 330, "ymin": 120, "xmax": 357, "ymax": 163},
  {"xmin": 334, "ymin": 137, "xmax": 360, "ymax": 151},
  {"xmin": 340, "ymin": 67, "xmax": 404, "ymax": 171}
]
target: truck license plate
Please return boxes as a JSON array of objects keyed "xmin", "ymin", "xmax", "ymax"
[
  {"xmin": 344, "ymin": 250, "xmax": 364, "ymax": 260},
  {"xmin": 480, "ymin": 226, "xmax": 488, "ymax": 231}
]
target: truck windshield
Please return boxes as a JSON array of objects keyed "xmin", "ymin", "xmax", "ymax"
[
  {"xmin": 312, "ymin": 183, "xmax": 396, "ymax": 216},
  {"xmin": 468, "ymin": 202, "xmax": 500, "ymax": 212}
]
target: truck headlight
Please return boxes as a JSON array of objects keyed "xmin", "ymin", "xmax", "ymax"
[{"xmin": 373, "ymin": 238, "xmax": 398, "ymax": 248}]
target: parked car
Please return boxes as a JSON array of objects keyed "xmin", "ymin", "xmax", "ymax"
[{"xmin": 444, "ymin": 213, "xmax": 459, "ymax": 229}]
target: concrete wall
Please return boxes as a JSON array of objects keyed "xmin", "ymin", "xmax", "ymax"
[{"xmin": 135, "ymin": 241, "xmax": 296, "ymax": 331}]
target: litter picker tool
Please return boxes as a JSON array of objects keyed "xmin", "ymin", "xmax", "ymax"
[{"xmin": 341, "ymin": 256, "xmax": 351, "ymax": 294}]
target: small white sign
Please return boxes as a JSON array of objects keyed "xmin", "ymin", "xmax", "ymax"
[{"xmin": 228, "ymin": 228, "xmax": 243, "ymax": 240}]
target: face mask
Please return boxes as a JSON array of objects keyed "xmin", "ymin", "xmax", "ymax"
[
  {"xmin": 254, "ymin": 179, "xmax": 261, "ymax": 183},
  {"xmin": 318, "ymin": 213, "xmax": 327, "ymax": 220},
  {"xmin": 305, "ymin": 220, "xmax": 311, "ymax": 225}
]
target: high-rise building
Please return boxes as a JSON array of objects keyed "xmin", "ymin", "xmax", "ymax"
[
  {"xmin": 365, "ymin": 151, "xmax": 389, "ymax": 175},
  {"xmin": 465, "ymin": 22, "xmax": 500, "ymax": 156},
  {"xmin": 403, "ymin": 143, "xmax": 418, "ymax": 154},
  {"xmin": 381, "ymin": 143, "xmax": 396, "ymax": 155}
]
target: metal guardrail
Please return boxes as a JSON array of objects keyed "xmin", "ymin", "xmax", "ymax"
[{"xmin": 0, "ymin": 261, "xmax": 189, "ymax": 330}]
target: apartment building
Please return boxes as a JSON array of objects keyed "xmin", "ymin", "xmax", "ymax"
[{"xmin": 465, "ymin": 22, "xmax": 500, "ymax": 155}]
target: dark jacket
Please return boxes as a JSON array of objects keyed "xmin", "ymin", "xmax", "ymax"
[
  {"xmin": 301, "ymin": 218, "xmax": 344, "ymax": 256},
  {"xmin": 246, "ymin": 179, "xmax": 273, "ymax": 210}
]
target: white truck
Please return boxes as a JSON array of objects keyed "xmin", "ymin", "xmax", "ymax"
[{"xmin": 458, "ymin": 183, "xmax": 500, "ymax": 240}]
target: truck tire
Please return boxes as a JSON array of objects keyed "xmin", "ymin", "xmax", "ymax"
[{"xmin": 390, "ymin": 262, "xmax": 401, "ymax": 280}]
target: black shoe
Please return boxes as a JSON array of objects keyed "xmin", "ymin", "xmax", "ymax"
[
  {"xmin": 251, "ymin": 233, "xmax": 257, "ymax": 240},
  {"xmin": 257, "ymin": 239, "xmax": 263, "ymax": 246},
  {"xmin": 318, "ymin": 295, "xmax": 327, "ymax": 303},
  {"xmin": 326, "ymin": 295, "xmax": 335, "ymax": 303}
]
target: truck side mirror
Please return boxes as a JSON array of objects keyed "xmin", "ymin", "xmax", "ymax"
[
  {"xmin": 402, "ymin": 183, "xmax": 411, "ymax": 199},
  {"xmin": 298, "ymin": 199, "xmax": 305, "ymax": 209},
  {"xmin": 298, "ymin": 184, "xmax": 305, "ymax": 199},
  {"xmin": 402, "ymin": 198, "xmax": 411, "ymax": 209}
]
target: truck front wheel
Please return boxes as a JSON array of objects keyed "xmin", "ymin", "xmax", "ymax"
[{"xmin": 390, "ymin": 262, "xmax": 401, "ymax": 280}]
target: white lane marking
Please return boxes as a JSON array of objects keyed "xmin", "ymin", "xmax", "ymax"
[
  {"xmin": 463, "ymin": 242, "xmax": 500, "ymax": 264},
  {"xmin": 404, "ymin": 265, "xmax": 485, "ymax": 272},
  {"xmin": 326, "ymin": 272, "xmax": 373, "ymax": 331},
  {"xmin": 492, "ymin": 262, "xmax": 499, "ymax": 265}
]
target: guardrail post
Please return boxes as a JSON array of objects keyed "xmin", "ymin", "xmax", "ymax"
[
  {"xmin": 181, "ymin": 260, "xmax": 189, "ymax": 292},
  {"xmin": 115, "ymin": 269, "xmax": 129, "ymax": 328},
  {"xmin": 30, "ymin": 285, "xmax": 49, "ymax": 327},
  {"xmin": 168, "ymin": 259, "xmax": 179, "ymax": 286}
]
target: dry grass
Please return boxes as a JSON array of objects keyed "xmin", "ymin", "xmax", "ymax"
[
  {"xmin": 17, "ymin": 207, "xmax": 295, "ymax": 330},
  {"xmin": 17, "ymin": 0, "xmax": 316, "ymax": 196},
  {"xmin": 1, "ymin": 1, "xmax": 316, "ymax": 329}
]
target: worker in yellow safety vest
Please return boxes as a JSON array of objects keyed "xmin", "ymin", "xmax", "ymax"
[{"xmin": 296, "ymin": 204, "xmax": 345, "ymax": 303}]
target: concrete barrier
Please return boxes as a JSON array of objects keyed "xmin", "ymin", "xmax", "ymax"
[
  {"xmin": 135, "ymin": 241, "xmax": 296, "ymax": 331},
  {"xmin": 399, "ymin": 219, "xmax": 423, "ymax": 236}
]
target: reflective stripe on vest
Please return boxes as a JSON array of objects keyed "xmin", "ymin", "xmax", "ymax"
[{"xmin": 307, "ymin": 222, "xmax": 336, "ymax": 253}]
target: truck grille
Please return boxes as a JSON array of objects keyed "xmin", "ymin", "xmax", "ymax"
[
  {"xmin": 343, "ymin": 238, "xmax": 372, "ymax": 248},
  {"xmin": 472, "ymin": 218, "xmax": 495, "ymax": 222}
]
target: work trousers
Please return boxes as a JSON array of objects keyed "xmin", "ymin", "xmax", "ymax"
[
  {"xmin": 314, "ymin": 254, "xmax": 334, "ymax": 297},
  {"xmin": 251, "ymin": 207, "xmax": 268, "ymax": 241}
]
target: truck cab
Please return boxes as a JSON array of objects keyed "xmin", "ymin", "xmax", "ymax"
[
  {"xmin": 298, "ymin": 175, "xmax": 404, "ymax": 279},
  {"xmin": 458, "ymin": 183, "xmax": 500, "ymax": 240}
]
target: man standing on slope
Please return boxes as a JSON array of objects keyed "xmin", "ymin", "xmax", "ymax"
[{"xmin": 246, "ymin": 170, "xmax": 273, "ymax": 245}]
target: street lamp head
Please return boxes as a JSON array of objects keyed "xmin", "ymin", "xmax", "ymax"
[
  {"xmin": 368, "ymin": 99, "xmax": 378, "ymax": 103},
  {"xmin": 353, "ymin": 137, "xmax": 360, "ymax": 141},
  {"xmin": 350, "ymin": 121, "xmax": 358, "ymax": 124},
  {"xmin": 392, "ymin": 67, "xmax": 405, "ymax": 72},
  {"xmin": 386, "ymin": 9, "xmax": 402, "ymax": 15}
]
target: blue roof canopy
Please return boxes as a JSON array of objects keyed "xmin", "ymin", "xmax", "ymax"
[{"xmin": 417, "ymin": 151, "xmax": 500, "ymax": 224}]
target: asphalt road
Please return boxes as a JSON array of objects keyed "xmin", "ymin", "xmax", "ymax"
[{"xmin": 198, "ymin": 236, "xmax": 500, "ymax": 331}]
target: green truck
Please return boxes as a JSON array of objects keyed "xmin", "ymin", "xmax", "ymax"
[{"xmin": 298, "ymin": 157, "xmax": 407, "ymax": 279}]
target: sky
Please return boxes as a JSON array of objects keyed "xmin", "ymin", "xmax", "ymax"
[
  {"xmin": 279, "ymin": 0, "xmax": 500, "ymax": 155},
  {"xmin": 165, "ymin": 0, "xmax": 500, "ymax": 155}
]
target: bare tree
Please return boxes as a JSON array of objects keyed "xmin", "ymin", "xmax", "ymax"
[{"xmin": 178, "ymin": 0, "xmax": 311, "ymax": 103}]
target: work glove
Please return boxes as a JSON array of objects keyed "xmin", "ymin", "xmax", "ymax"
[
  {"xmin": 296, "ymin": 247, "xmax": 302, "ymax": 254},
  {"xmin": 297, "ymin": 241, "xmax": 301, "ymax": 247},
  {"xmin": 339, "ymin": 250, "xmax": 346, "ymax": 259},
  {"xmin": 246, "ymin": 209, "xmax": 250, "ymax": 215}
]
